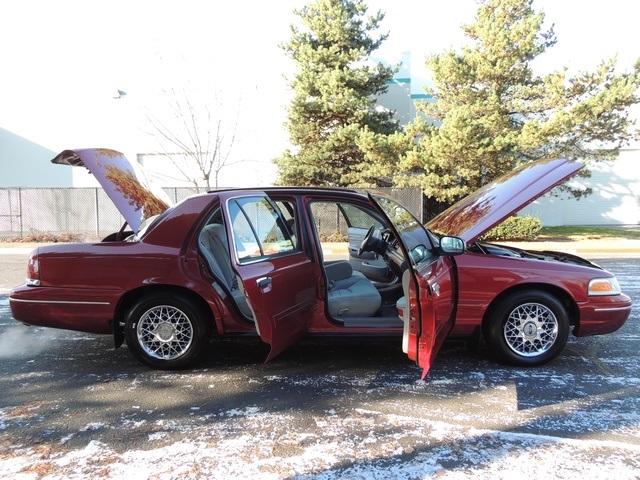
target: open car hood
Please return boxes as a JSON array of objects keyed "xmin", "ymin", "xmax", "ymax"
[
  {"xmin": 52, "ymin": 148, "xmax": 172, "ymax": 233},
  {"xmin": 427, "ymin": 158, "xmax": 584, "ymax": 244}
]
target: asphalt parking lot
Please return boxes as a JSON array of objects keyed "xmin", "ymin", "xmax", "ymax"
[{"xmin": 0, "ymin": 249, "xmax": 639, "ymax": 478}]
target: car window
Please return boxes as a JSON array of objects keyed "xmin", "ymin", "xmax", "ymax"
[
  {"xmin": 228, "ymin": 196, "xmax": 298, "ymax": 263},
  {"xmin": 341, "ymin": 203, "xmax": 384, "ymax": 230},
  {"xmin": 371, "ymin": 194, "xmax": 435, "ymax": 266},
  {"xmin": 131, "ymin": 213, "xmax": 162, "ymax": 241},
  {"xmin": 309, "ymin": 201, "xmax": 382, "ymax": 240},
  {"xmin": 274, "ymin": 199, "xmax": 298, "ymax": 241}
]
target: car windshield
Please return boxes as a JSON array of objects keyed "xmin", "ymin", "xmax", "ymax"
[
  {"xmin": 371, "ymin": 194, "xmax": 435, "ymax": 266},
  {"xmin": 131, "ymin": 213, "xmax": 162, "ymax": 241}
]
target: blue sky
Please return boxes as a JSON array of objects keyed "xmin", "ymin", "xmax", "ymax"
[{"xmin": 1, "ymin": 0, "xmax": 638, "ymax": 186}]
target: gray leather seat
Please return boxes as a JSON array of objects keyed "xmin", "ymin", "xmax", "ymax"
[
  {"xmin": 199, "ymin": 224, "xmax": 254, "ymax": 319},
  {"xmin": 325, "ymin": 261, "xmax": 381, "ymax": 318}
]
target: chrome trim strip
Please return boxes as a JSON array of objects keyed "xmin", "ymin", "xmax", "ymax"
[
  {"xmin": 594, "ymin": 306, "xmax": 632, "ymax": 312},
  {"xmin": 10, "ymin": 298, "xmax": 110, "ymax": 306}
]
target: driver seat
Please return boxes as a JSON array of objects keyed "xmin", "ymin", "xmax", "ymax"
[{"xmin": 325, "ymin": 261, "xmax": 381, "ymax": 318}]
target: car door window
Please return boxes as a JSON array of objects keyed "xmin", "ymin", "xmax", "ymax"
[
  {"xmin": 274, "ymin": 200, "xmax": 298, "ymax": 244},
  {"xmin": 228, "ymin": 196, "xmax": 298, "ymax": 263},
  {"xmin": 340, "ymin": 203, "xmax": 384, "ymax": 230},
  {"xmin": 309, "ymin": 201, "xmax": 382, "ymax": 241},
  {"xmin": 372, "ymin": 194, "xmax": 435, "ymax": 265},
  {"xmin": 307, "ymin": 200, "xmax": 393, "ymax": 281}
]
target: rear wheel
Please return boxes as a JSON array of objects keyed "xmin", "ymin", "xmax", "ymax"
[
  {"xmin": 124, "ymin": 293, "xmax": 211, "ymax": 369},
  {"xmin": 485, "ymin": 290, "xmax": 569, "ymax": 367}
]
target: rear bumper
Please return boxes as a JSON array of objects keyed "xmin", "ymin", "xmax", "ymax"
[
  {"xmin": 574, "ymin": 293, "xmax": 632, "ymax": 337},
  {"xmin": 10, "ymin": 284, "xmax": 121, "ymax": 334}
]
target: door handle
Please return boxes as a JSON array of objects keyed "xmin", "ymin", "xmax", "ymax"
[{"xmin": 256, "ymin": 276, "xmax": 272, "ymax": 288}]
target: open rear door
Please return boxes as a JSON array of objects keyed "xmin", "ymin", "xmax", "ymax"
[
  {"xmin": 221, "ymin": 192, "xmax": 318, "ymax": 361},
  {"xmin": 369, "ymin": 193, "xmax": 457, "ymax": 378}
]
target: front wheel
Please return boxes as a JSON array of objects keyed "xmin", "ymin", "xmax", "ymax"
[
  {"xmin": 124, "ymin": 293, "xmax": 211, "ymax": 369},
  {"xmin": 484, "ymin": 290, "xmax": 569, "ymax": 367}
]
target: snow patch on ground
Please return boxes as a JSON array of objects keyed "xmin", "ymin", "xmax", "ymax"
[{"xmin": 1, "ymin": 408, "xmax": 639, "ymax": 479}]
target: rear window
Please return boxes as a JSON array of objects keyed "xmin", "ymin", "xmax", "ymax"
[{"xmin": 228, "ymin": 196, "xmax": 297, "ymax": 263}]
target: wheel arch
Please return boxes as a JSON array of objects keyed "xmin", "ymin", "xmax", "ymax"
[
  {"xmin": 113, "ymin": 284, "xmax": 217, "ymax": 348},
  {"xmin": 482, "ymin": 283, "xmax": 579, "ymax": 333}
]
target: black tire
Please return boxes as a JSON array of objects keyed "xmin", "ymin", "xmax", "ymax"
[
  {"xmin": 484, "ymin": 290, "xmax": 569, "ymax": 367},
  {"xmin": 124, "ymin": 293, "xmax": 211, "ymax": 369}
]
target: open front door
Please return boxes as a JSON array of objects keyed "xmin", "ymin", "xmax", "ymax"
[
  {"xmin": 404, "ymin": 256, "xmax": 457, "ymax": 379},
  {"xmin": 369, "ymin": 194, "xmax": 458, "ymax": 378},
  {"xmin": 221, "ymin": 193, "xmax": 318, "ymax": 361}
]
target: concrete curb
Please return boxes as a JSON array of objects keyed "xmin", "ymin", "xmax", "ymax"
[{"xmin": 0, "ymin": 243, "xmax": 42, "ymax": 255}]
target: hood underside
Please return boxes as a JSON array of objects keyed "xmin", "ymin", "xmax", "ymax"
[{"xmin": 427, "ymin": 158, "xmax": 584, "ymax": 244}]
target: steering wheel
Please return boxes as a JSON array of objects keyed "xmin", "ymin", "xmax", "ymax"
[{"xmin": 357, "ymin": 225, "xmax": 376, "ymax": 256}]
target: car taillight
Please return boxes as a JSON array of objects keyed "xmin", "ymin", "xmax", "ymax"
[{"xmin": 26, "ymin": 249, "xmax": 40, "ymax": 286}]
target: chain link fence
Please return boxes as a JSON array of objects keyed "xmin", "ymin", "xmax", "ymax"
[{"xmin": 0, "ymin": 187, "xmax": 423, "ymax": 241}]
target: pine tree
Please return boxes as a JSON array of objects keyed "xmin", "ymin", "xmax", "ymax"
[
  {"xmin": 358, "ymin": 0, "xmax": 640, "ymax": 212},
  {"xmin": 274, "ymin": 0, "xmax": 398, "ymax": 186}
]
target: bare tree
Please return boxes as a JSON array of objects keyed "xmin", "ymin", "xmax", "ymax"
[{"xmin": 144, "ymin": 86, "xmax": 243, "ymax": 191}]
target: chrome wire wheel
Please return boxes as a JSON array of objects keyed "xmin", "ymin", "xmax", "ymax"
[
  {"xmin": 503, "ymin": 302, "xmax": 558, "ymax": 357},
  {"xmin": 136, "ymin": 305, "xmax": 194, "ymax": 360}
]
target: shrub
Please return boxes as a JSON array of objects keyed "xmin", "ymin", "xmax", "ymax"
[
  {"xmin": 320, "ymin": 230, "xmax": 348, "ymax": 242},
  {"xmin": 481, "ymin": 216, "xmax": 542, "ymax": 241}
]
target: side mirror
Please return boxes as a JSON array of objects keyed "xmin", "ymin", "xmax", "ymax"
[{"xmin": 439, "ymin": 236, "xmax": 465, "ymax": 255}]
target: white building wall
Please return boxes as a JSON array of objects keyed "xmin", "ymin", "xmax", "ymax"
[
  {"xmin": 518, "ymin": 148, "xmax": 640, "ymax": 226},
  {"xmin": 378, "ymin": 52, "xmax": 413, "ymax": 126},
  {"xmin": 0, "ymin": 128, "xmax": 71, "ymax": 187}
]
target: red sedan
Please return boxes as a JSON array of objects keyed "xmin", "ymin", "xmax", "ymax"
[{"xmin": 10, "ymin": 149, "xmax": 632, "ymax": 377}]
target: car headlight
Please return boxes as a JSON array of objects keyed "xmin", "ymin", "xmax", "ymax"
[{"xmin": 588, "ymin": 277, "xmax": 621, "ymax": 296}]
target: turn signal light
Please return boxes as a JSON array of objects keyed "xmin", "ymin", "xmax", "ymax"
[{"xmin": 588, "ymin": 277, "xmax": 621, "ymax": 296}]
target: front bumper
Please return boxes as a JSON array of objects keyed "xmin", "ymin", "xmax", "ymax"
[{"xmin": 574, "ymin": 293, "xmax": 632, "ymax": 336}]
